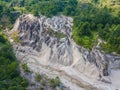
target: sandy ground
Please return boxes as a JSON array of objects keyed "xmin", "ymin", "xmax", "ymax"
[
  {"xmin": 110, "ymin": 70, "xmax": 120, "ymax": 89},
  {"xmin": 25, "ymin": 55, "xmax": 120, "ymax": 90}
]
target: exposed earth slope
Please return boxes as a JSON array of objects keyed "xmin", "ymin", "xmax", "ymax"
[{"xmin": 9, "ymin": 14, "xmax": 120, "ymax": 90}]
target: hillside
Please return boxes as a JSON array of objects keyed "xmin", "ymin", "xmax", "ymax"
[
  {"xmin": 9, "ymin": 13, "xmax": 120, "ymax": 90},
  {"xmin": 0, "ymin": 0, "xmax": 120, "ymax": 54},
  {"xmin": 0, "ymin": 0, "xmax": 120, "ymax": 90}
]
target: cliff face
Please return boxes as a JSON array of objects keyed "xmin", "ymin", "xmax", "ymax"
[{"xmin": 10, "ymin": 14, "xmax": 120, "ymax": 90}]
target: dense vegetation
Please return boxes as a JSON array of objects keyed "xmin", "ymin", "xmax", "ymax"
[
  {"xmin": 72, "ymin": 3, "xmax": 120, "ymax": 53},
  {"xmin": 0, "ymin": 1, "xmax": 20, "ymax": 30},
  {"xmin": 0, "ymin": 33, "xmax": 28, "ymax": 90}
]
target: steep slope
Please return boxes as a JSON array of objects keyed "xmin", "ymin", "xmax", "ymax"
[{"xmin": 9, "ymin": 14, "xmax": 120, "ymax": 90}]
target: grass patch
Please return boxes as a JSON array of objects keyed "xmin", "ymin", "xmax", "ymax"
[{"xmin": 48, "ymin": 29, "xmax": 65, "ymax": 40}]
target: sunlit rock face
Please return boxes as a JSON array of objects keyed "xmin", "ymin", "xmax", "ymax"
[
  {"xmin": 13, "ymin": 14, "xmax": 73, "ymax": 66},
  {"xmin": 10, "ymin": 14, "xmax": 120, "ymax": 90}
]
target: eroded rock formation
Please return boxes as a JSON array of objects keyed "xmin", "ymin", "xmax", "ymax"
[{"xmin": 9, "ymin": 14, "xmax": 120, "ymax": 90}]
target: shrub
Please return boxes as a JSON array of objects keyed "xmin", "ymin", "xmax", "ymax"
[
  {"xmin": 21, "ymin": 63, "xmax": 30, "ymax": 73},
  {"xmin": 49, "ymin": 76, "xmax": 61, "ymax": 88},
  {"xmin": 11, "ymin": 30, "xmax": 21, "ymax": 43},
  {"xmin": 35, "ymin": 73, "xmax": 41, "ymax": 82}
]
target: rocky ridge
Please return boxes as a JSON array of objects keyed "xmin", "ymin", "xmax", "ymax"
[{"xmin": 10, "ymin": 14, "xmax": 120, "ymax": 90}]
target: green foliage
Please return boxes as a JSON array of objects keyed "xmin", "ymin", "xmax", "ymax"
[
  {"xmin": 40, "ymin": 87, "xmax": 44, "ymax": 90},
  {"xmin": 49, "ymin": 76, "xmax": 61, "ymax": 88},
  {"xmin": 71, "ymin": 2, "xmax": 120, "ymax": 54},
  {"xmin": 0, "ymin": 34, "xmax": 28, "ymax": 90},
  {"xmin": 11, "ymin": 30, "xmax": 21, "ymax": 43},
  {"xmin": 35, "ymin": 73, "xmax": 41, "ymax": 82},
  {"xmin": 99, "ymin": 24, "xmax": 120, "ymax": 54},
  {"xmin": 0, "ymin": 35, "xmax": 6, "ymax": 43},
  {"xmin": 0, "ymin": 1, "xmax": 20, "ymax": 30},
  {"xmin": 48, "ymin": 29, "xmax": 65, "ymax": 40},
  {"xmin": 21, "ymin": 63, "xmax": 30, "ymax": 73},
  {"xmin": 54, "ymin": 32, "xmax": 65, "ymax": 40}
]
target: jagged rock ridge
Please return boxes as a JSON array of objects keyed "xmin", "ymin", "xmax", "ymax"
[{"xmin": 10, "ymin": 14, "xmax": 120, "ymax": 90}]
